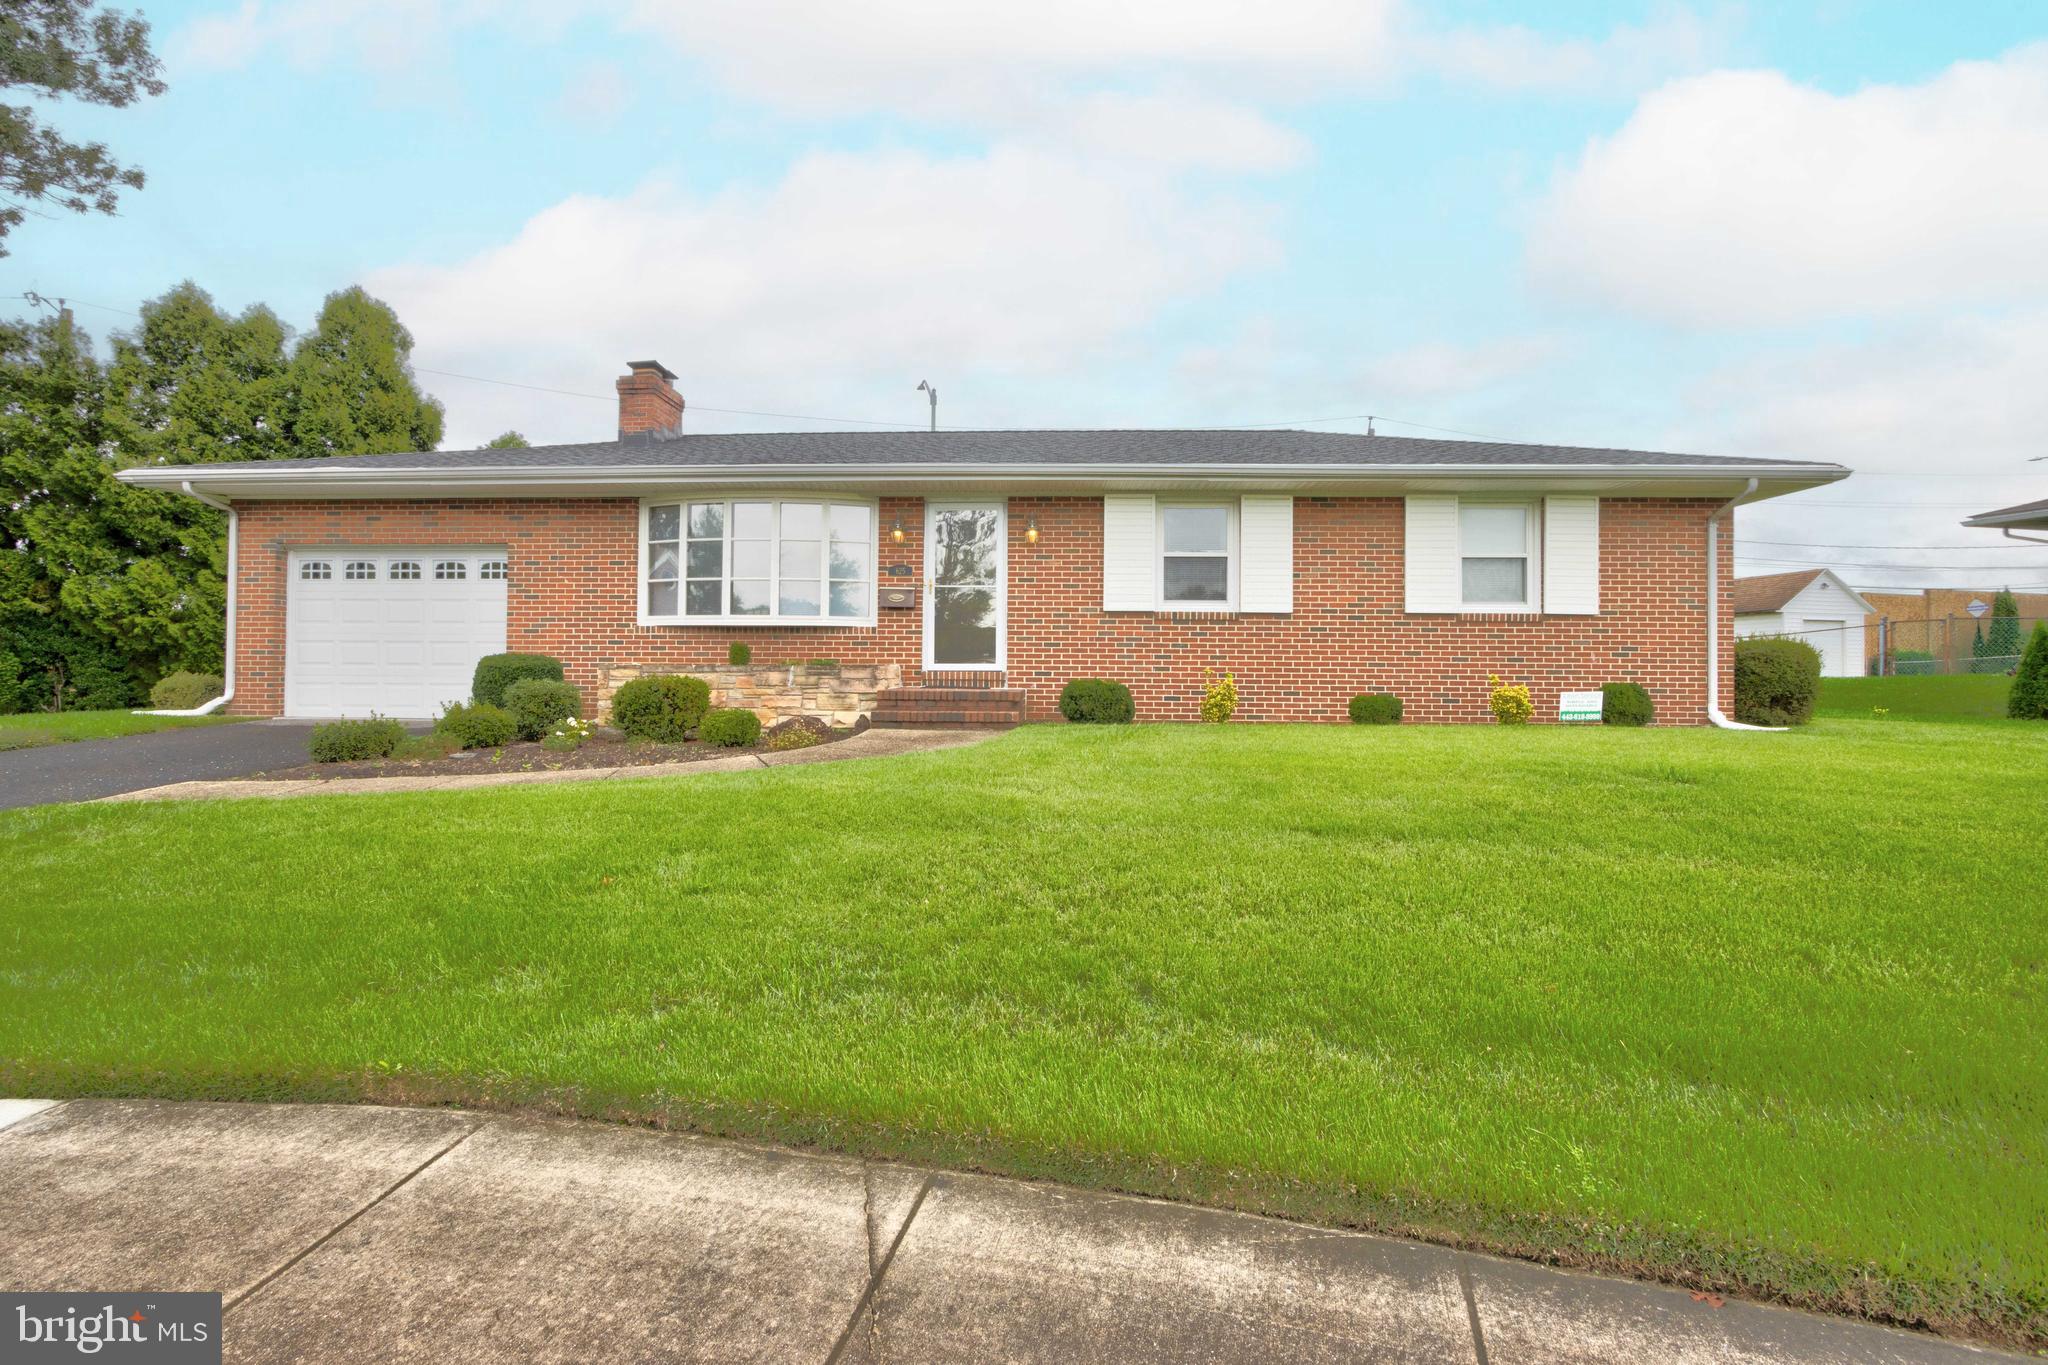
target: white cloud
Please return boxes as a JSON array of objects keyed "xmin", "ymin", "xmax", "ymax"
[
  {"xmin": 1529, "ymin": 44, "xmax": 2048, "ymax": 326},
  {"xmin": 373, "ymin": 146, "xmax": 1278, "ymax": 447},
  {"xmin": 1357, "ymin": 336, "xmax": 1563, "ymax": 400},
  {"xmin": 1047, "ymin": 93, "xmax": 1309, "ymax": 173},
  {"xmin": 1417, "ymin": 5, "xmax": 1729, "ymax": 97},
  {"xmin": 555, "ymin": 60, "xmax": 630, "ymax": 126}
]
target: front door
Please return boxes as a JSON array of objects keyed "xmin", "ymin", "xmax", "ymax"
[{"xmin": 924, "ymin": 502, "xmax": 1005, "ymax": 670}]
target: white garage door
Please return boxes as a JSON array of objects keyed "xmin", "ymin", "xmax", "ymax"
[
  {"xmin": 1800, "ymin": 618, "xmax": 1851, "ymax": 677},
  {"xmin": 285, "ymin": 547, "xmax": 508, "ymax": 717}
]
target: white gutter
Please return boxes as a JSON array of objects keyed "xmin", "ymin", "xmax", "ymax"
[
  {"xmin": 1705, "ymin": 477, "xmax": 1779, "ymax": 731},
  {"xmin": 134, "ymin": 480, "xmax": 236, "ymax": 717}
]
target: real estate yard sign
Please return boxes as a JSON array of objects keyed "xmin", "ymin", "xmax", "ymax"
[{"xmin": 1559, "ymin": 690, "xmax": 1604, "ymax": 722}]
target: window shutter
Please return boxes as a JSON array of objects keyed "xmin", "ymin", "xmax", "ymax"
[
  {"xmin": 1403, "ymin": 495, "xmax": 1460, "ymax": 613},
  {"xmin": 1542, "ymin": 495, "xmax": 1600, "ymax": 615},
  {"xmin": 1102, "ymin": 494, "xmax": 1157, "ymax": 611},
  {"xmin": 1239, "ymin": 496, "xmax": 1293, "ymax": 613}
]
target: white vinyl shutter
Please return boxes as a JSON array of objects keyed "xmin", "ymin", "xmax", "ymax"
[
  {"xmin": 1102, "ymin": 494, "xmax": 1157, "ymax": 611},
  {"xmin": 1239, "ymin": 496, "xmax": 1294, "ymax": 613},
  {"xmin": 1403, "ymin": 495, "xmax": 1460, "ymax": 613},
  {"xmin": 1542, "ymin": 495, "xmax": 1600, "ymax": 615}
]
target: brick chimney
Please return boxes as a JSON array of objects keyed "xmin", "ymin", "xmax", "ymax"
[{"xmin": 616, "ymin": 360, "xmax": 684, "ymax": 440}]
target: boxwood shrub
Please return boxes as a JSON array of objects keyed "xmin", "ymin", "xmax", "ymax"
[
  {"xmin": 434, "ymin": 700, "xmax": 518, "ymax": 749},
  {"xmin": 1733, "ymin": 637, "xmax": 1821, "ymax": 726},
  {"xmin": 149, "ymin": 670, "xmax": 224, "ymax": 710},
  {"xmin": 1348, "ymin": 692, "xmax": 1402, "ymax": 725},
  {"xmin": 699, "ymin": 707, "xmax": 762, "ymax": 747},
  {"xmin": 504, "ymin": 678, "xmax": 581, "ymax": 741},
  {"xmin": 308, "ymin": 716, "xmax": 408, "ymax": 763},
  {"xmin": 1058, "ymin": 678, "xmax": 1135, "ymax": 723},
  {"xmin": 728, "ymin": 641, "xmax": 751, "ymax": 665},
  {"xmin": 609, "ymin": 674, "xmax": 710, "ymax": 742},
  {"xmin": 1600, "ymin": 682, "xmax": 1654, "ymax": 727},
  {"xmin": 471, "ymin": 652, "xmax": 564, "ymax": 707}
]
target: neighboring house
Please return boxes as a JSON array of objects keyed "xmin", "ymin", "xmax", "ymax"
[
  {"xmin": 1732, "ymin": 570, "xmax": 1875, "ymax": 677},
  {"xmin": 115, "ymin": 360, "xmax": 1847, "ymax": 725},
  {"xmin": 1962, "ymin": 496, "xmax": 2048, "ymax": 539}
]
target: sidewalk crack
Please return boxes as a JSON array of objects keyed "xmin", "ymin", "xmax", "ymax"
[
  {"xmin": 825, "ymin": 1173, "xmax": 933, "ymax": 1365},
  {"xmin": 224, "ymin": 1122, "xmax": 479, "ymax": 1315}
]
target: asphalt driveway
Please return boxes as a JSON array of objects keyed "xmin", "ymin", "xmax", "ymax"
[{"xmin": 0, "ymin": 720, "xmax": 326, "ymax": 811}]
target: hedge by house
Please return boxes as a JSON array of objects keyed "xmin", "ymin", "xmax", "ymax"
[
  {"xmin": 471, "ymin": 653, "xmax": 564, "ymax": 708},
  {"xmin": 434, "ymin": 701, "xmax": 517, "ymax": 749},
  {"xmin": 1348, "ymin": 693, "xmax": 1401, "ymax": 725},
  {"xmin": 609, "ymin": 674, "xmax": 710, "ymax": 742},
  {"xmin": 1601, "ymin": 682, "xmax": 1654, "ymax": 727},
  {"xmin": 504, "ymin": 679, "xmax": 580, "ymax": 741},
  {"xmin": 1059, "ymin": 679, "xmax": 1135, "ymax": 723},
  {"xmin": 1734, "ymin": 637, "xmax": 1821, "ymax": 726},
  {"xmin": 308, "ymin": 716, "xmax": 408, "ymax": 763},
  {"xmin": 149, "ymin": 671, "xmax": 224, "ymax": 710}
]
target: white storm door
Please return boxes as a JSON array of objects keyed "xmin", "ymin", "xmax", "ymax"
[{"xmin": 923, "ymin": 503, "xmax": 1006, "ymax": 670}]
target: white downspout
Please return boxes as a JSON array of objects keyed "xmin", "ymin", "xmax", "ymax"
[
  {"xmin": 134, "ymin": 480, "xmax": 237, "ymax": 716},
  {"xmin": 2001, "ymin": 528, "xmax": 2048, "ymax": 547},
  {"xmin": 1705, "ymin": 477, "xmax": 1779, "ymax": 731}
]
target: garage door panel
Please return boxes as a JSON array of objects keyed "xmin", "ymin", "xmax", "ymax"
[{"xmin": 286, "ymin": 546, "xmax": 508, "ymax": 718}]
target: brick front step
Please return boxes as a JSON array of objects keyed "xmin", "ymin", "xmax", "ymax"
[{"xmin": 872, "ymin": 686, "xmax": 1026, "ymax": 729}]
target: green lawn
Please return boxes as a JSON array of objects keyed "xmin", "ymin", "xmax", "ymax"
[
  {"xmin": 2, "ymin": 722, "xmax": 2042, "ymax": 1346},
  {"xmin": 1817, "ymin": 673, "xmax": 2014, "ymax": 722},
  {"xmin": 0, "ymin": 709, "xmax": 245, "ymax": 752}
]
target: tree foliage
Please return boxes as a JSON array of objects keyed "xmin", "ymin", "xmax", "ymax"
[
  {"xmin": 0, "ymin": 0, "xmax": 165, "ymax": 254},
  {"xmin": 485, "ymin": 430, "xmax": 530, "ymax": 448},
  {"xmin": 287, "ymin": 287, "xmax": 444, "ymax": 457}
]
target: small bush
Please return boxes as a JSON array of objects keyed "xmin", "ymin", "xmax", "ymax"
[
  {"xmin": 504, "ymin": 678, "xmax": 581, "ymax": 741},
  {"xmin": 1488, "ymin": 675, "xmax": 1533, "ymax": 725},
  {"xmin": 149, "ymin": 670, "xmax": 224, "ymax": 710},
  {"xmin": 609, "ymin": 674, "xmax": 710, "ymax": 742},
  {"xmin": 1059, "ymin": 678, "xmax": 1135, "ymax": 724},
  {"xmin": 1887, "ymin": 649, "xmax": 1936, "ymax": 677},
  {"xmin": 308, "ymin": 716, "xmax": 408, "ymax": 763},
  {"xmin": 1348, "ymin": 693, "xmax": 1402, "ymax": 725},
  {"xmin": 1601, "ymin": 682, "xmax": 1654, "ymax": 727},
  {"xmin": 471, "ymin": 653, "xmax": 564, "ymax": 708},
  {"xmin": 699, "ymin": 707, "xmax": 762, "ymax": 747},
  {"xmin": 435, "ymin": 700, "xmax": 518, "ymax": 749},
  {"xmin": 2009, "ymin": 622, "xmax": 2048, "ymax": 720},
  {"xmin": 392, "ymin": 732, "xmax": 461, "ymax": 761},
  {"xmin": 541, "ymin": 717, "xmax": 591, "ymax": 753},
  {"xmin": 1733, "ymin": 637, "xmax": 1821, "ymax": 726},
  {"xmin": 728, "ymin": 641, "xmax": 751, "ymax": 665},
  {"xmin": 766, "ymin": 724, "xmax": 825, "ymax": 751},
  {"xmin": 1200, "ymin": 670, "xmax": 1238, "ymax": 723}
]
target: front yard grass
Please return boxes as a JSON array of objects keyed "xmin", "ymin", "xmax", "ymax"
[
  {"xmin": 0, "ymin": 709, "xmax": 244, "ymax": 752},
  {"xmin": 1817, "ymin": 673, "xmax": 2014, "ymax": 721},
  {"xmin": 1, "ymin": 721, "xmax": 2041, "ymax": 1347}
]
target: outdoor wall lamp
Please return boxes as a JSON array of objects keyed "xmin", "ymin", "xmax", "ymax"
[
  {"xmin": 890, "ymin": 518, "xmax": 905, "ymax": 544},
  {"xmin": 1025, "ymin": 518, "xmax": 1040, "ymax": 545}
]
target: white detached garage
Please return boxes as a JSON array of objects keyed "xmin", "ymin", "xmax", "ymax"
[
  {"xmin": 1732, "ymin": 568, "xmax": 1873, "ymax": 677},
  {"xmin": 285, "ymin": 547, "xmax": 508, "ymax": 717}
]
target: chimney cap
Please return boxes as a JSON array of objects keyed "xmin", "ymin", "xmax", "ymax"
[{"xmin": 626, "ymin": 359, "xmax": 678, "ymax": 381}]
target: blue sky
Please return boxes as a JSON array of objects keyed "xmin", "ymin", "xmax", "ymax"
[{"xmin": 11, "ymin": 1, "xmax": 2048, "ymax": 589}]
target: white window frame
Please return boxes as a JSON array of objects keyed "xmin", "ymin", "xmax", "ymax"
[
  {"xmin": 1156, "ymin": 500, "xmax": 1238, "ymax": 611},
  {"xmin": 639, "ymin": 495, "xmax": 877, "ymax": 628},
  {"xmin": 388, "ymin": 559, "xmax": 422, "ymax": 580},
  {"xmin": 1457, "ymin": 499, "xmax": 1541, "ymax": 613}
]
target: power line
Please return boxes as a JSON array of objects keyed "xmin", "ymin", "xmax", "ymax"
[{"xmin": 1739, "ymin": 539, "xmax": 2043, "ymax": 550}]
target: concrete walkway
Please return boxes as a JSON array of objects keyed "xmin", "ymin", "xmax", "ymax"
[
  {"xmin": 94, "ymin": 727, "xmax": 1003, "ymax": 803},
  {"xmin": 0, "ymin": 719, "xmax": 331, "ymax": 810},
  {"xmin": 0, "ymin": 1099, "xmax": 2013, "ymax": 1363}
]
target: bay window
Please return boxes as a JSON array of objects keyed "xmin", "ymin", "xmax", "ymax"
[{"xmin": 643, "ymin": 498, "xmax": 873, "ymax": 624}]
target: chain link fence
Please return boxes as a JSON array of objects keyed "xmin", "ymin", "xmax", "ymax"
[{"xmin": 1870, "ymin": 615, "xmax": 2041, "ymax": 676}]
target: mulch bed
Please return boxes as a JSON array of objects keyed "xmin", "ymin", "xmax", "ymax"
[{"xmin": 242, "ymin": 718, "xmax": 851, "ymax": 781}]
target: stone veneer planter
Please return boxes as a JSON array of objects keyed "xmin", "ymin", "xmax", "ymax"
[{"xmin": 596, "ymin": 662, "xmax": 903, "ymax": 728}]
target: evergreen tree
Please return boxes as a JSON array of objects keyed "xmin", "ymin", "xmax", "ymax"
[
  {"xmin": 2010, "ymin": 622, "xmax": 2048, "ymax": 720},
  {"xmin": 286, "ymin": 287, "xmax": 443, "ymax": 456},
  {"xmin": 1985, "ymin": 589, "xmax": 2021, "ymax": 664}
]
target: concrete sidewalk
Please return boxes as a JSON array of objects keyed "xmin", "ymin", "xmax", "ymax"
[{"xmin": 0, "ymin": 1099, "xmax": 2012, "ymax": 1364}]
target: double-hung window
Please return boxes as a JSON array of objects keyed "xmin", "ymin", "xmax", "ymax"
[
  {"xmin": 1158, "ymin": 503, "xmax": 1235, "ymax": 608},
  {"xmin": 1459, "ymin": 501, "xmax": 1537, "ymax": 610},
  {"xmin": 644, "ymin": 498, "xmax": 874, "ymax": 624}
]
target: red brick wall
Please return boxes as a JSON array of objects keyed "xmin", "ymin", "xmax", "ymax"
[{"xmin": 228, "ymin": 494, "xmax": 1735, "ymax": 724}]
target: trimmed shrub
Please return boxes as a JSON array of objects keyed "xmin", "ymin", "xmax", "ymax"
[
  {"xmin": 1488, "ymin": 675, "xmax": 1533, "ymax": 725},
  {"xmin": 1890, "ymin": 649, "xmax": 1935, "ymax": 677},
  {"xmin": 391, "ymin": 732, "xmax": 461, "ymax": 761},
  {"xmin": 1348, "ymin": 693, "xmax": 1402, "ymax": 725},
  {"xmin": 1200, "ymin": 670, "xmax": 1238, "ymax": 723},
  {"xmin": 2009, "ymin": 622, "xmax": 2048, "ymax": 720},
  {"xmin": 1601, "ymin": 682, "xmax": 1654, "ymax": 727},
  {"xmin": 471, "ymin": 652, "xmax": 564, "ymax": 707},
  {"xmin": 504, "ymin": 678, "xmax": 581, "ymax": 741},
  {"xmin": 728, "ymin": 641, "xmax": 751, "ymax": 665},
  {"xmin": 699, "ymin": 707, "xmax": 762, "ymax": 747},
  {"xmin": 149, "ymin": 671, "xmax": 224, "ymax": 710},
  {"xmin": 308, "ymin": 716, "xmax": 408, "ymax": 763},
  {"xmin": 609, "ymin": 674, "xmax": 710, "ymax": 742},
  {"xmin": 1059, "ymin": 678, "xmax": 1135, "ymax": 724},
  {"xmin": 1733, "ymin": 637, "xmax": 1821, "ymax": 726},
  {"xmin": 435, "ymin": 700, "xmax": 518, "ymax": 749}
]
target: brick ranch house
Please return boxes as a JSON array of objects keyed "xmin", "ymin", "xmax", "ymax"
[{"xmin": 116, "ymin": 360, "xmax": 1848, "ymax": 726}]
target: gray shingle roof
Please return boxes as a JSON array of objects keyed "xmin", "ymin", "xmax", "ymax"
[{"xmin": 185, "ymin": 428, "xmax": 1837, "ymax": 473}]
